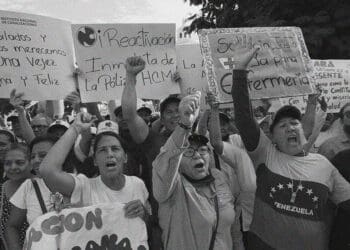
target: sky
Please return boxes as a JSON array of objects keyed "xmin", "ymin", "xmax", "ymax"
[{"xmin": 0, "ymin": 0, "xmax": 199, "ymax": 28}]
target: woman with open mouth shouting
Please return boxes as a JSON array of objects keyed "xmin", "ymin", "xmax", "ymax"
[
  {"xmin": 39, "ymin": 112, "xmax": 150, "ymax": 230},
  {"xmin": 231, "ymin": 48, "xmax": 350, "ymax": 250},
  {"xmin": 152, "ymin": 92, "xmax": 235, "ymax": 250}
]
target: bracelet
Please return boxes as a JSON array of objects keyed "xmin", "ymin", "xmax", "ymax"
[{"xmin": 178, "ymin": 122, "xmax": 192, "ymax": 130}]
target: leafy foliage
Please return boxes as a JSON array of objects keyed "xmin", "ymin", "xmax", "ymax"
[{"xmin": 183, "ymin": 0, "xmax": 350, "ymax": 59}]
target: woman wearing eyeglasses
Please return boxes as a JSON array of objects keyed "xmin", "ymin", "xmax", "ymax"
[{"xmin": 152, "ymin": 92, "xmax": 235, "ymax": 250}]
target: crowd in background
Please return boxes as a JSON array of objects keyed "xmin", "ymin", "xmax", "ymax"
[{"xmin": 0, "ymin": 52, "xmax": 349, "ymax": 250}]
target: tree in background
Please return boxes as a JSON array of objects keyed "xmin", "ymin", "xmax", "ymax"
[{"xmin": 183, "ymin": 0, "xmax": 350, "ymax": 59}]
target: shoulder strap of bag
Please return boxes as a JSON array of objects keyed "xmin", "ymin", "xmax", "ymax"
[
  {"xmin": 209, "ymin": 194, "xmax": 219, "ymax": 250},
  {"xmin": 32, "ymin": 179, "xmax": 47, "ymax": 214},
  {"xmin": 213, "ymin": 152, "xmax": 221, "ymax": 170}
]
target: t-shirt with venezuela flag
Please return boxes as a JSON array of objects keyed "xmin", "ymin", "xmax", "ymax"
[{"xmin": 248, "ymin": 132, "xmax": 350, "ymax": 250}]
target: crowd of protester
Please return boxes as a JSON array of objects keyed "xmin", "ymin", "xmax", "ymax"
[{"xmin": 0, "ymin": 51, "xmax": 349, "ymax": 250}]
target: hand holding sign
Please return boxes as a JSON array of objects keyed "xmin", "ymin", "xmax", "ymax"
[
  {"xmin": 318, "ymin": 96, "xmax": 327, "ymax": 112},
  {"xmin": 10, "ymin": 89, "xmax": 25, "ymax": 111},
  {"xmin": 64, "ymin": 91, "xmax": 81, "ymax": 105},
  {"xmin": 125, "ymin": 56, "xmax": 146, "ymax": 77},
  {"xmin": 124, "ymin": 199, "xmax": 145, "ymax": 220},
  {"xmin": 206, "ymin": 91, "xmax": 220, "ymax": 110}
]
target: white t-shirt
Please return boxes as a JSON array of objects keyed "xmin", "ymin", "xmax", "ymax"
[
  {"xmin": 10, "ymin": 178, "xmax": 53, "ymax": 225},
  {"xmin": 71, "ymin": 174, "xmax": 149, "ymax": 207}
]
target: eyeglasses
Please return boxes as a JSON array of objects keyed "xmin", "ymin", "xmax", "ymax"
[{"xmin": 183, "ymin": 146, "xmax": 209, "ymax": 158}]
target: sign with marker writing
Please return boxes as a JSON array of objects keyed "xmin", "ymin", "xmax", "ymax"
[
  {"xmin": 23, "ymin": 202, "xmax": 148, "ymax": 250},
  {"xmin": 280, "ymin": 60, "xmax": 350, "ymax": 113},
  {"xmin": 176, "ymin": 44, "xmax": 208, "ymax": 107},
  {"xmin": 72, "ymin": 23, "xmax": 178, "ymax": 102},
  {"xmin": 0, "ymin": 10, "xmax": 76, "ymax": 100},
  {"xmin": 199, "ymin": 27, "xmax": 314, "ymax": 102}
]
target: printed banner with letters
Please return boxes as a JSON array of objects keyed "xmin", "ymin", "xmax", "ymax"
[
  {"xmin": 23, "ymin": 202, "xmax": 148, "ymax": 250},
  {"xmin": 72, "ymin": 23, "xmax": 179, "ymax": 102},
  {"xmin": 0, "ymin": 10, "xmax": 76, "ymax": 100},
  {"xmin": 199, "ymin": 27, "xmax": 314, "ymax": 102}
]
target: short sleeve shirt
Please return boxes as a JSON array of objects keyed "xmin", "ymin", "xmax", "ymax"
[
  {"xmin": 71, "ymin": 174, "xmax": 148, "ymax": 207},
  {"xmin": 10, "ymin": 178, "xmax": 53, "ymax": 225},
  {"xmin": 248, "ymin": 133, "xmax": 350, "ymax": 250}
]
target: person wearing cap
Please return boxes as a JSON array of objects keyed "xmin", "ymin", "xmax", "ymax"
[
  {"xmin": 122, "ymin": 56, "xmax": 181, "ymax": 249},
  {"xmin": 0, "ymin": 128, "xmax": 16, "ymax": 183},
  {"xmin": 318, "ymin": 102, "xmax": 350, "ymax": 160},
  {"xmin": 230, "ymin": 49, "xmax": 350, "ymax": 250},
  {"xmin": 47, "ymin": 120, "xmax": 70, "ymax": 138},
  {"xmin": 137, "ymin": 105, "xmax": 153, "ymax": 125},
  {"xmin": 40, "ymin": 112, "xmax": 150, "ymax": 231},
  {"xmin": 153, "ymin": 92, "xmax": 235, "ymax": 250}
]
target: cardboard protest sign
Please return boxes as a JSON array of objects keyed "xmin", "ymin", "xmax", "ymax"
[
  {"xmin": 199, "ymin": 27, "xmax": 314, "ymax": 102},
  {"xmin": 313, "ymin": 60, "xmax": 350, "ymax": 112},
  {"xmin": 0, "ymin": 10, "xmax": 76, "ymax": 100},
  {"xmin": 23, "ymin": 202, "xmax": 148, "ymax": 250},
  {"xmin": 280, "ymin": 60, "xmax": 350, "ymax": 113},
  {"xmin": 176, "ymin": 44, "xmax": 208, "ymax": 107},
  {"xmin": 72, "ymin": 23, "xmax": 179, "ymax": 102}
]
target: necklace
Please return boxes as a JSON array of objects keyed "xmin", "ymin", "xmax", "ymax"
[{"xmin": 286, "ymin": 166, "xmax": 302, "ymax": 203}]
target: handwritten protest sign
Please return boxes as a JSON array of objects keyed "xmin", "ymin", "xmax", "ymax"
[
  {"xmin": 199, "ymin": 27, "xmax": 314, "ymax": 102},
  {"xmin": 176, "ymin": 44, "xmax": 208, "ymax": 107},
  {"xmin": 72, "ymin": 23, "xmax": 179, "ymax": 102},
  {"xmin": 280, "ymin": 60, "xmax": 350, "ymax": 113},
  {"xmin": 23, "ymin": 202, "xmax": 148, "ymax": 250},
  {"xmin": 0, "ymin": 10, "xmax": 76, "ymax": 100}
]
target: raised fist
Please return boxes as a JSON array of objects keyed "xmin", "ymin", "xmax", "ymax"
[
  {"xmin": 179, "ymin": 91, "xmax": 201, "ymax": 127},
  {"xmin": 125, "ymin": 56, "xmax": 146, "ymax": 76}
]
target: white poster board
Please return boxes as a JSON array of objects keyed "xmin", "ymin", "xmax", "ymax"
[
  {"xmin": 0, "ymin": 10, "xmax": 76, "ymax": 100},
  {"xmin": 280, "ymin": 60, "xmax": 350, "ymax": 113},
  {"xmin": 199, "ymin": 27, "xmax": 314, "ymax": 102},
  {"xmin": 176, "ymin": 44, "xmax": 208, "ymax": 107},
  {"xmin": 23, "ymin": 202, "xmax": 148, "ymax": 250},
  {"xmin": 72, "ymin": 23, "xmax": 179, "ymax": 102}
]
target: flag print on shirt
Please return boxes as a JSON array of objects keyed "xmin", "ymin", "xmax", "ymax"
[{"xmin": 256, "ymin": 164, "xmax": 329, "ymax": 221}]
